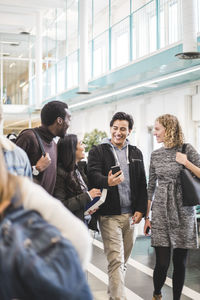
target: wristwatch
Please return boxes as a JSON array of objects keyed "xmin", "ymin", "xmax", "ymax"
[{"xmin": 32, "ymin": 165, "xmax": 39, "ymax": 176}]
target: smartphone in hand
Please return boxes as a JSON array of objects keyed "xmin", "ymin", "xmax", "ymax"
[
  {"xmin": 145, "ymin": 226, "xmax": 151, "ymax": 235},
  {"xmin": 111, "ymin": 165, "xmax": 121, "ymax": 175}
]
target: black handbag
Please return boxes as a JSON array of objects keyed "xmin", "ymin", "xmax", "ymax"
[
  {"xmin": 0, "ymin": 202, "xmax": 93, "ymax": 300},
  {"xmin": 180, "ymin": 144, "xmax": 200, "ymax": 206}
]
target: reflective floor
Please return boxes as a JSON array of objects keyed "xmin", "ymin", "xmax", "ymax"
[{"xmin": 87, "ymin": 234, "xmax": 200, "ymax": 300}]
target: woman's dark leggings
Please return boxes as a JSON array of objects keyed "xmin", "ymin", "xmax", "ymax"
[{"xmin": 153, "ymin": 247, "xmax": 188, "ymax": 300}]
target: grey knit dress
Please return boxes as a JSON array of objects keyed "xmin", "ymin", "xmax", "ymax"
[{"xmin": 148, "ymin": 143, "xmax": 200, "ymax": 249}]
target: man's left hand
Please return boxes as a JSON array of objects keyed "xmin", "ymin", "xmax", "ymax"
[{"xmin": 132, "ymin": 211, "xmax": 143, "ymax": 224}]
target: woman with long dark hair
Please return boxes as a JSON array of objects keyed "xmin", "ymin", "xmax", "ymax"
[{"xmin": 53, "ymin": 134, "xmax": 101, "ymax": 222}]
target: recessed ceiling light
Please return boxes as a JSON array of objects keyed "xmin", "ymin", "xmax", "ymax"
[
  {"xmin": 20, "ymin": 31, "xmax": 30, "ymax": 35},
  {"xmin": 10, "ymin": 43, "xmax": 20, "ymax": 46}
]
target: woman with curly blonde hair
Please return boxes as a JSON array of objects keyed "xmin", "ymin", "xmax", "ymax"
[{"xmin": 144, "ymin": 114, "xmax": 200, "ymax": 300}]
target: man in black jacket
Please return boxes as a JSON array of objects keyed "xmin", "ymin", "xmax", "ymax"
[{"xmin": 87, "ymin": 112, "xmax": 147, "ymax": 300}]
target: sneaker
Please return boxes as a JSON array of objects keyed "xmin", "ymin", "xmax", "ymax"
[{"xmin": 152, "ymin": 294, "xmax": 162, "ymax": 300}]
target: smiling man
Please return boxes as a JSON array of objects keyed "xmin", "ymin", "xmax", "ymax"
[
  {"xmin": 87, "ymin": 112, "xmax": 147, "ymax": 300},
  {"xmin": 16, "ymin": 101, "xmax": 71, "ymax": 195}
]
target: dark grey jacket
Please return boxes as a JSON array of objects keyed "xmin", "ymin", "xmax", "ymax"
[
  {"xmin": 87, "ymin": 144, "xmax": 147, "ymax": 216},
  {"xmin": 53, "ymin": 164, "xmax": 91, "ymax": 221}
]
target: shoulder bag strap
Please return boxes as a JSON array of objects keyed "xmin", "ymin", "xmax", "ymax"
[
  {"xmin": 31, "ymin": 129, "xmax": 46, "ymax": 157},
  {"xmin": 181, "ymin": 143, "xmax": 188, "ymax": 169}
]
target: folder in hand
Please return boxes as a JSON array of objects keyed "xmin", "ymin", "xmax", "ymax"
[{"xmin": 84, "ymin": 189, "xmax": 107, "ymax": 215}]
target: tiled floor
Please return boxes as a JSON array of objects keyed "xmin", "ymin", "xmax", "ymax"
[{"xmin": 87, "ymin": 234, "xmax": 200, "ymax": 300}]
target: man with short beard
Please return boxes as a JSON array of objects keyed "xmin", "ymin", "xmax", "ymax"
[{"xmin": 16, "ymin": 101, "xmax": 71, "ymax": 195}]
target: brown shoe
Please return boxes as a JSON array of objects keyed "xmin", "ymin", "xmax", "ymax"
[{"xmin": 152, "ymin": 294, "xmax": 162, "ymax": 300}]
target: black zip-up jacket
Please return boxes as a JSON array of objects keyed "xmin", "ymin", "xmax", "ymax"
[{"xmin": 87, "ymin": 144, "xmax": 147, "ymax": 216}]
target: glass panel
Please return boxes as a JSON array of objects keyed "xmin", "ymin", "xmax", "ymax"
[
  {"xmin": 93, "ymin": 31, "xmax": 109, "ymax": 77},
  {"xmin": 111, "ymin": 0, "xmax": 130, "ymax": 26},
  {"xmin": 159, "ymin": 0, "xmax": 181, "ymax": 48},
  {"xmin": 43, "ymin": 9, "xmax": 57, "ymax": 63},
  {"xmin": 132, "ymin": 1, "xmax": 156, "ymax": 60},
  {"xmin": 111, "ymin": 18, "xmax": 130, "ymax": 69},
  {"xmin": 3, "ymin": 59, "xmax": 29, "ymax": 105},
  {"xmin": 93, "ymin": 0, "xmax": 109, "ymax": 38},
  {"xmin": 46, "ymin": 24, "xmax": 57, "ymax": 63},
  {"xmin": 57, "ymin": 58, "xmax": 66, "ymax": 93},
  {"xmin": 56, "ymin": 10, "xmax": 67, "ymax": 60},
  {"xmin": 42, "ymin": 71, "xmax": 47, "ymax": 100},
  {"xmin": 46, "ymin": 65, "xmax": 56, "ymax": 97},
  {"xmin": 67, "ymin": 51, "xmax": 78, "ymax": 88},
  {"xmin": 67, "ymin": 0, "xmax": 78, "ymax": 55},
  {"xmin": 132, "ymin": 0, "xmax": 151, "ymax": 12},
  {"xmin": 32, "ymin": 78, "xmax": 36, "ymax": 106}
]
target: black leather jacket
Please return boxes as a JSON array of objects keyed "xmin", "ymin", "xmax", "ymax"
[{"xmin": 87, "ymin": 144, "xmax": 147, "ymax": 216}]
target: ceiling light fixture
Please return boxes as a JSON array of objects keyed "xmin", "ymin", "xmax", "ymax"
[
  {"xmin": 69, "ymin": 64, "xmax": 200, "ymax": 109},
  {"xmin": 20, "ymin": 31, "xmax": 30, "ymax": 35},
  {"xmin": 175, "ymin": 52, "xmax": 200, "ymax": 59}
]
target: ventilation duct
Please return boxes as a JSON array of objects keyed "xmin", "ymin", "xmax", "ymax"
[{"xmin": 175, "ymin": 0, "xmax": 200, "ymax": 59}]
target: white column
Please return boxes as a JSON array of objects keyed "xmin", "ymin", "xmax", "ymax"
[
  {"xmin": 78, "ymin": 0, "xmax": 89, "ymax": 93},
  {"xmin": 182, "ymin": 0, "xmax": 198, "ymax": 52},
  {"xmin": 35, "ymin": 11, "xmax": 43, "ymax": 107}
]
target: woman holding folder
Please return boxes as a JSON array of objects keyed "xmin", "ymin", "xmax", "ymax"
[{"xmin": 53, "ymin": 134, "xmax": 101, "ymax": 223}]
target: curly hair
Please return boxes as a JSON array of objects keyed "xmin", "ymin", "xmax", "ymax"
[{"xmin": 156, "ymin": 114, "xmax": 184, "ymax": 148}]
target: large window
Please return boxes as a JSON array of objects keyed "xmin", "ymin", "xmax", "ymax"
[
  {"xmin": 111, "ymin": 18, "xmax": 130, "ymax": 69},
  {"xmin": 159, "ymin": 0, "xmax": 181, "ymax": 48},
  {"xmin": 93, "ymin": 32, "xmax": 109, "ymax": 77},
  {"xmin": 57, "ymin": 58, "xmax": 66, "ymax": 93},
  {"xmin": 132, "ymin": 1, "xmax": 156, "ymax": 60},
  {"xmin": 67, "ymin": 51, "xmax": 78, "ymax": 88},
  {"xmin": 56, "ymin": 10, "xmax": 67, "ymax": 60},
  {"xmin": 46, "ymin": 65, "xmax": 56, "ymax": 97},
  {"xmin": 39, "ymin": 0, "xmax": 185, "ymax": 103},
  {"xmin": 66, "ymin": 0, "xmax": 78, "ymax": 55},
  {"xmin": 93, "ymin": 0, "xmax": 109, "ymax": 38},
  {"xmin": 111, "ymin": 0, "xmax": 130, "ymax": 26}
]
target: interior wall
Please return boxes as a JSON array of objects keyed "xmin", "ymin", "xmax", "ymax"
[{"xmin": 70, "ymin": 82, "xmax": 199, "ymax": 173}]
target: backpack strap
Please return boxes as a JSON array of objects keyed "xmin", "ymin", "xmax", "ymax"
[{"xmin": 31, "ymin": 129, "xmax": 46, "ymax": 157}]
